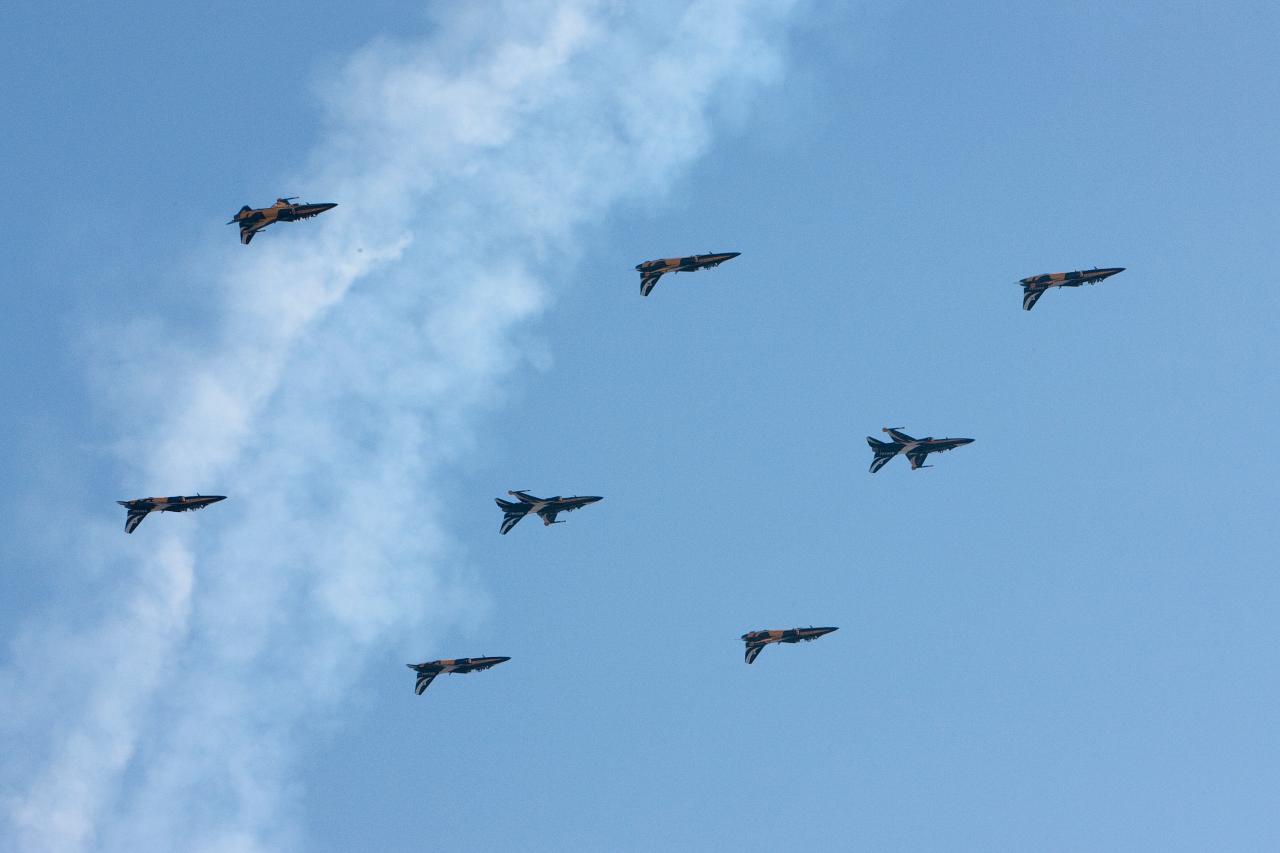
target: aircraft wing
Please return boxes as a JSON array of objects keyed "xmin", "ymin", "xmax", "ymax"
[
  {"xmin": 640, "ymin": 270, "xmax": 666, "ymax": 297},
  {"xmin": 537, "ymin": 508, "xmax": 560, "ymax": 525},
  {"xmin": 239, "ymin": 225, "xmax": 256, "ymax": 245},
  {"xmin": 414, "ymin": 671, "xmax": 438, "ymax": 695},
  {"xmin": 1022, "ymin": 287, "xmax": 1045, "ymax": 311},
  {"xmin": 745, "ymin": 644, "xmax": 765, "ymax": 665},
  {"xmin": 907, "ymin": 450, "xmax": 931, "ymax": 470},
  {"xmin": 124, "ymin": 509, "xmax": 149, "ymax": 534}
]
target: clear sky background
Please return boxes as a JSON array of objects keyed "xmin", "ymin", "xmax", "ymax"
[{"xmin": 3, "ymin": 1, "xmax": 1280, "ymax": 851}]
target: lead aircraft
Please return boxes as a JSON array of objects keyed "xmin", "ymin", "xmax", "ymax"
[
  {"xmin": 407, "ymin": 657, "xmax": 510, "ymax": 695},
  {"xmin": 867, "ymin": 427, "xmax": 974, "ymax": 472},
  {"xmin": 1019, "ymin": 267, "xmax": 1125, "ymax": 311},
  {"xmin": 228, "ymin": 197, "xmax": 337, "ymax": 244},
  {"xmin": 635, "ymin": 252, "xmax": 740, "ymax": 297},
  {"xmin": 116, "ymin": 494, "xmax": 225, "ymax": 533},
  {"xmin": 741, "ymin": 626, "xmax": 838, "ymax": 664},
  {"xmin": 495, "ymin": 490, "xmax": 603, "ymax": 534}
]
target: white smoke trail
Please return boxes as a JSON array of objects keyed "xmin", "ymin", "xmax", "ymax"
[{"xmin": 1, "ymin": 1, "xmax": 798, "ymax": 850}]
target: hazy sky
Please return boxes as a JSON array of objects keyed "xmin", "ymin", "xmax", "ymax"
[{"xmin": 3, "ymin": 2, "xmax": 1280, "ymax": 851}]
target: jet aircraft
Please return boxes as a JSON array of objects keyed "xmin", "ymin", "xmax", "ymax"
[
  {"xmin": 228, "ymin": 197, "xmax": 337, "ymax": 244},
  {"xmin": 495, "ymin": 490, "xmax": 602, "ymax": 534},
  {"xmin": 407, "ymin": 656, "xmax": 511, "ymax": 695},
  {"xmin": 635, "ymin": 252, "xmax": 740, "ymax": 297},
  {"xmin": 867, "ymin": 427, "xmax": 974, "ymax": 472},
  {"xmin": 117, "ymin": 494, "xmax": 226, "ymax": 534},
  {"xmin": 1019, "ymin": 267, "xmax": 1125, "ymax": 311},
  {"xmin": 741, "ymin": 626, "xmax": 838, "ymax": 664}
]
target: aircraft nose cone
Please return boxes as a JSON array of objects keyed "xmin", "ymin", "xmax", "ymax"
[
  {"xmin": 725, "ymin": 252, "xmax": 741, "ymax": 259},
  {"xmin": 207, "ymin": 495, "xmax": 227, "ymax": 503},
  {"xmin": 582, "ymin": 496, "xmax": 603, "ymax": 503}
]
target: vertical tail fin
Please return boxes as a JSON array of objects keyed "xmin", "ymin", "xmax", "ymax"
[
  {"xmin": 867, "ymin": 437, "xmax": 897, "ymax": 473},
  {"xmin": 496, "ymin": 498, "xmax": 530, "ymax": 534}
]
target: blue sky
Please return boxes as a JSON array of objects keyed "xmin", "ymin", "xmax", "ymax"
[{"xmin": 3, "ymin": 1, "xmax": 1280, "ymax": 850}]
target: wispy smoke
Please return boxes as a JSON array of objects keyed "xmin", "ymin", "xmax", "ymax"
[{"xmin": 1, "ymin": 1, "xmax": 797, "ymax": 849}]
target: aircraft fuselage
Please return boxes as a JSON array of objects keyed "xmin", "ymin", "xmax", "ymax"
[
  {"xmin": 741, "ymin": 626, "xmax": 837, "ymax": 663},
  {"xmin": 1020, "ymin": 267, "xmax": 1125, "ymax": 289},
  {"xmin": 408, "ymin": 656, "xmax": 511, "ymax": 675},
  {"xmin": 742, "ymin": 626, "xmax": 838, "ymax": 645},
  {"xmin": 636, "ymin": 252, "xmax": 741, "ymax": 274},
  {"xmin": 118, "ymin": 495, "xmax": 226, "ymax": 513}
]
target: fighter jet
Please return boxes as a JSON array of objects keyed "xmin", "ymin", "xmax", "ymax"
[
  {"xmin": 867, "ymin": 427, "xmax": 974, "ymax": 472},
  {"xmin": 228, "ymin": 197, "xmax": 337, "ymax": 245},
  {"xmin": 741, "ymin": 626, "xmax": 838, "ymax": 664},
  {"xmin": 495, "ymin": 490, "xmax": 602, "ymax": 534},
  {"xmin": 1019, "ymin": 267, "xmax": 1125, "ymax": 311},
  {"xmin": 116, "ymin": 494, "xmax": 226, "ymax": 534},
  {"xmin": 635, "ymin": 252, "xmax": 740, "ymax": 297},
  {"xmin": 407, "ymin": 656, "xmax": 511, "ymax": 695}
]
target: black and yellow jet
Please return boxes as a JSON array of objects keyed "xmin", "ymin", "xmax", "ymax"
[
  {"xmin": 741, "ymin": 626, "xmax": 837, "ymax": 664},
  {"xmin": 1019, "ymin": 267, "xmax": 1125, "ymax": 311},
  {"xmin": 228, "ymin": 197, "xmax": 337, "ymax": 245},
  {"xmin": 635, "ymin": 252, "xmax": 740, "ymax": 297},
  {"xmin": 116, "ymin": 494, "xmax": 226, "ymax": 534},
  {"xmin": 495, "ymin": 490, "xmax": 603, "ymax": 534},
  {"xmin": 407, "ymin": 656, "xmax": 510, "ymax": 695}
]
